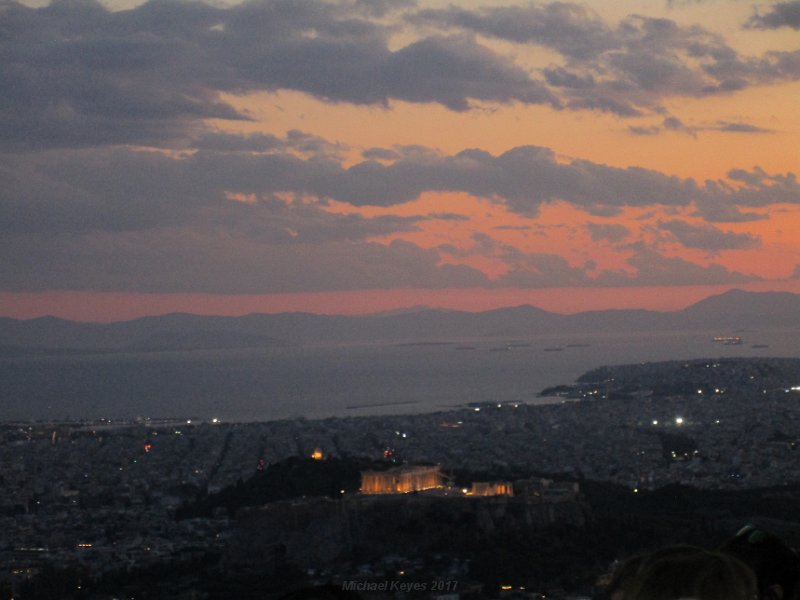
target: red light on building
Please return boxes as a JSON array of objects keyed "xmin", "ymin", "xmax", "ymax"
[{"xmin": 143, "ymin": 443, "xmax": 152, "ymax": 453}]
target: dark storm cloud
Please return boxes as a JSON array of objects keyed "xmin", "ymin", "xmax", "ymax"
[
  {"xmin": 746, "ymin": 2, "xmax": 800, "ymax": 30},
  {"xmin": 658, "ymin": 219, "xmax": 761, "ymax": 252}
]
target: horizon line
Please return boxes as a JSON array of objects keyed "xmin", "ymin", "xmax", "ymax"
[{"xmin": 2, "ymin": 285, "xmax": 798, "ymax": 324}]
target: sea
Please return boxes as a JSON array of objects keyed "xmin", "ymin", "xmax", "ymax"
[{"xmin": 1, "ymin": 328, "xmax": 798, "ymax": 422}]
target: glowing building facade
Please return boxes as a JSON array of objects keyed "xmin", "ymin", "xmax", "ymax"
[{"xmin": 360, "ymin": 465, "xmax": 444, "ymax": 494}]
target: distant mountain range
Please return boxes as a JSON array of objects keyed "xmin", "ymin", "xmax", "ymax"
[{"xmin": 0, "ymin": 289, "xmax": 798, "ymax": 354}]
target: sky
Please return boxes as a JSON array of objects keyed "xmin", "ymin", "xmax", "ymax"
[{"xmin": 1, "ymin": 0, "xmax": 799, "ymax": 321}]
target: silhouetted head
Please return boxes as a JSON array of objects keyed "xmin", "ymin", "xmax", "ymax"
[
  {"xmin": 720, "ymin": 525, "xmax": 800, "ymax": 600},
  {"xmin": 625, "ymin": 545, "xmax": 757, "ymax": 600}
]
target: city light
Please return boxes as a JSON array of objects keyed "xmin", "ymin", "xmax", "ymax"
[{"xmin": 675, "ymin": 417, "xmax": 684, "ymax": 425}]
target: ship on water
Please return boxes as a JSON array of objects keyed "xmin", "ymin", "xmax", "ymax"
[{"xmin": 713, "ymin": 335, "xmax": 743, "ymax": 345}]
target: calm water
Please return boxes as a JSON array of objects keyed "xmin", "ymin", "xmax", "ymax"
[{"xmin": 1, "ymin": 328, "xmax": 798, "ymax": 422}]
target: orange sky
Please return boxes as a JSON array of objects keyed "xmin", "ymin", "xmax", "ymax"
[{"xmin": 2, "ymin": 0, "xmax": 799, "ymax": 321}]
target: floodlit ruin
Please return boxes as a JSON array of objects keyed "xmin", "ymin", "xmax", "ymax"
[{"xmin": 360, "ymin": 465, "xmax": 444, "ymax": 494}]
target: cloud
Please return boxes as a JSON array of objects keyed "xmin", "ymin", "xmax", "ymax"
[
  {"xmin": 354, "ymin": 0, "xmax": 417, "ymax": 18},
  {"xmin": 3, "ymin": 138, "xmax": 799, "ymax": 239},
  {"xmin": 628, "ymin": 125, "xmax": 662, "ymax": 136},
  {"xmin": 411, "ymin": 3, "xmax": 618, "ymax": 60},
  {"xmin": 372, "ymin": 35, "xmax": 558, "ymax": 111},
  {"xmin": 0, "ymin": 0, "xmax": 248, "ymax": 149},
  {"xmin": 4, "ymin": 0, "xmax": 800, "ymax": 152},
  {"xmin": 495, "ymin": 253, "xmax": 599, "ymax": 288},
  {"xmin": 494, "ymin": 225, "xmax": 532, "ymax": 231},
  {"xmin": 362, "ymin": 147, "xmax": 402, "ymax": 161},
  {"xmin": 692, "ymin": 198, "xmax": 768, "ymax": 223},
  {"xmin": 412, "ymin": 4, "xmax": 800, "ymax": 117},
  {"xmin": 427, "ymin": 212, "xmax": 470, "ymax": 222},
  {"xmin": 192, "ymin": 132, "xmax": 286, "ymax": 153},
  {"xmin": 621, "ymin": 243, "xmax": 758, "ymax": 285},
  {"xmin": 724, "ymin": 167, "xmax": 800, "ymax": 205},
  {"xmin": 746, "ymin": 2, "xmax": 800, "ymax": 30},
  {"xmin": 714, "ymin": 121, "xmax": 773, "ymax": 134},
  {"xmin": 628, "ymin": 117, "xmax": 770, "ymax": 137},
  {"xmin": 4, "ymin": 221, "xmax": 756, "ymax": 292},
  {"xmin": 658, "ymin": 219, "xmax": 761, "ymax": 252},
  {"xmin": 324, "ymin": 145, "xmax": 709, "ymax": 211},
  {"xmin": 439, "ymin": 231, "xmax": 756, "ymax": 288},
  {"xmin": 586, "ymin": 223, "xmax": 630, "ymax": 242},
  {"xmin": 0, "ymin": 226, "xmax": 489, "ymax": 293},
  {"xmin": 0, "ymin": 0, "xmax": 558, "ymax": 150},
  {"xmin": 460, "ymin": 234, "xmax": 759, "ymax": 288}
]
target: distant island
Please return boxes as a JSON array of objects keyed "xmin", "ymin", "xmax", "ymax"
[{"xmin": 1, "ymin": 289, "xmax": 799, "ymax": 354}]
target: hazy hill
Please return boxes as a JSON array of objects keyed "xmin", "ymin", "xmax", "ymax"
[{"xmin": 0, "ymin": 289, "xmax": 798, "ymax": 353}]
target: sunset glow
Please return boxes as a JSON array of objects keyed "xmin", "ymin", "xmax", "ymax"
[{"xmin": 2, "ymin": 0, "xmax": 799, "ymax": 320}]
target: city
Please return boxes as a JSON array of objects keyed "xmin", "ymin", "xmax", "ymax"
[{"xmin": 3, "ymin": 358, "xmax": 800, "ymax": 598}]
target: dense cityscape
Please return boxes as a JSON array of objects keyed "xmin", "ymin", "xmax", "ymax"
[{"xmin": 3, "ymin": 357, "xmax": 800, "ymax": 598}]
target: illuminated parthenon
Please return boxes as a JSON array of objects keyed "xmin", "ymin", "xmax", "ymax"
[{"xmin": 360, "ymin": 465, "xmax": 444, "ymax": 494}]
